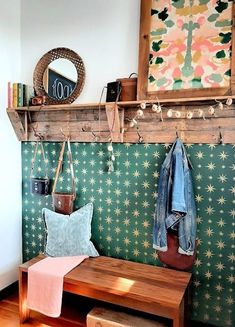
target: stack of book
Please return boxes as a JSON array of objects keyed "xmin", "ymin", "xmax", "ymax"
[{"xmin": 7, "ymin": 82, "xmax": 35, "ymax": 108}]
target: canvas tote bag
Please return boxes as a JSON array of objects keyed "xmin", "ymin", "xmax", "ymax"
[{"xmin": 52, "ymin": 139, "xmax": 76, "ymax": 214}]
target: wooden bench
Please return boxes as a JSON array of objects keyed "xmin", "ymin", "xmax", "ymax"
[{"xmin": 19, "ymin": 255, "xmax": 191, "ymax": 327}]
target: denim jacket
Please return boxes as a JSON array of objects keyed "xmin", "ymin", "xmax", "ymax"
[{"xmin": 153, "ymin": 139, "xmax": 196, "ymax": 255}]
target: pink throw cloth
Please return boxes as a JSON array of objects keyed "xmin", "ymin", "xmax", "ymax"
[{"xmin": 27, "ymin": 255, "xmax": 88, "ymax": 317}]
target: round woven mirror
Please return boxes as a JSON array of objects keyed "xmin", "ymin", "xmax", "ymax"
[{"xmin": 33, "ymin": 47, "xmax": 85, "ymax": 105}]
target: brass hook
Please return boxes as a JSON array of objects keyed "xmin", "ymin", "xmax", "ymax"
[
  {"xmin": 91, "ymin": 130, "xmax": 99, "ymax": 142},
  {"xmin": 60, "ymin": 128, "xmax": 70, "ymax": 140},
  {"xmin": 175, "ymin": 128, "xmax": 179, "ymax": 138},
  {"xmin": 218, "ymin": 127, "xmax": 223, "ymax": 144},
  {"xmin": 136, "ymin": 127, "xmax": 144, "ymax": 143},
  {"xmin": 32, "ymin": 124, "xmax": 44, "ymax": 140}
]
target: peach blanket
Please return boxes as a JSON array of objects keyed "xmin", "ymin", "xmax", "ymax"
[{"xmin": 27, "ymin": 255, "xmax": 88, "ymax": 317}]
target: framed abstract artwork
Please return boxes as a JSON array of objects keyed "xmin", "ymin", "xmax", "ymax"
[{"xmin": 137, "ymin": 0, "xmax": 235, "ymax": 100}]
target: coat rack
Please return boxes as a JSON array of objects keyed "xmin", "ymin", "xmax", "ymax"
[{"xmin": 6, "ymin": 96, "xmax": 235, "ymax": 144}]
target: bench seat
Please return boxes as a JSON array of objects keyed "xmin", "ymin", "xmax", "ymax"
[{"xmin": 19, "ymin": 255, "xmax": 191, "ymax": 327}]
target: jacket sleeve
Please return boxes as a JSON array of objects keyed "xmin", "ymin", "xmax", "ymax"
[{"xmin": 171, "ymin": 149, "xmax": 187, "ymax": 214}]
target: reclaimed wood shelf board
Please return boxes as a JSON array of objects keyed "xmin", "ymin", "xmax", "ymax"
[{"xmin": 6, "ymin": 97, "xmax": 235, "ymax": 143}]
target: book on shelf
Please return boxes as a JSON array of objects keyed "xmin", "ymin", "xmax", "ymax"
[
  {"xmin": 7, "ymin": 82, "xmax": 12, "ymax": 108},
  {"xmin": 12, "ymin": 83, "xmax": 18, "ymax": 108},
  {"xmin": 7, "ymin": 82, "xmax": 35, "ymax": 108},
  {"xmin": 17, "ymin": 83, "xmax": 24, "ymax": 107}
]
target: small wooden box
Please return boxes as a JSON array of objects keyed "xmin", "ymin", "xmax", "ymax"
[
  {"xmin": 116, "ymin": 77, "xmax": 137, "ymax": 102},
  {"xmin": 87, "ymin": 307, "xmax": 168, "ymax": 327}
]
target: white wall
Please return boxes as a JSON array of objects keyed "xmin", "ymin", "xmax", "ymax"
[
  {"xmin": 21, "ymin": 0, "xmax": 140, "ymax": 103},
  {"xmin": 0, "ymin": 0, "xmax": 140, "ymax": 290},
  {"xmin": 0, "ymin": 0, "xmax": 22, "ymax": 290}
]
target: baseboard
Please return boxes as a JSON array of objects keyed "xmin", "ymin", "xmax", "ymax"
[{"xmin": 0, "ymin": 281, "xmax": 18, "ymax": 301}]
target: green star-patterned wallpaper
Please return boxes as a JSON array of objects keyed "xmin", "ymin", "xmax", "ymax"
[{"xmin": 22, "ymin": 142, "xmax": 235, "ymax": 327}]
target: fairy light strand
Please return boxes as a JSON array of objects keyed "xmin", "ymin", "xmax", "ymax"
[{"xmin": 128, "ymin": 97, "xmax": 233, "ymax": 128}]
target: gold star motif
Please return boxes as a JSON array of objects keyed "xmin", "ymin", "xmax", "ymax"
[
  {"xmin": 206, "ymin": 184, "xmax": 216, "ymax": 193},
  {"xmin": 218, "ymin": 174, "xmax": 227, "ymax": 183},
  {"xmin": 226, "ymin": 296, "xmax": 234, "ymax": 305},
  {"xmin": 106, "ymin": 235, "xmax": 112, "ymax": 243},
  {"xmin": 230, "ymin": 186, "xmax": 235, "ymax": 195},
  {"xmin": 229, "ymin": 231, "xmax": 235, "ymax": 239},
  {"xmin": 228, "ymin": 253, "xmax": 235, "ymax": 262},
  {"xmin": 214, "ymin": 305, "xmax": 221, "ymax": 313},
  {"xmin": 151, "ymin": 252, "xmax": 158, "ymax": 260},
  {"xmin": 142, "ymin": 240, "xmax": 150, "ymax": 248},
  {"xmin": 133, "ymin": 249, "xmax": 140, "ymax": 257},
  {"xmin": 215, "ymin": 262, "xmax": 225, "ymax": 271},
  {"xmin": 215, "ymin": 283, "xmax": 223, "ymax": 292},
  {"xmin": 205, "ymin": 249, "xmax": 214, "ymax": 258},
  {"xmin": 115, "ymin": 227, "xmax": 121, "ymax": 234},
  {"xmin": 142, "ymin": 160, "xmax": 150, "ymax": 169},
  {"xmin": 105, "ymin": 216, "xmax": 112, "ymax": 224},
  {"xmin": 124, "ymin": 237, "xmax": 130, "ymax": 245},
  {"xmin": 133, "ymin": 229, "xmax": 140, "ymax": 237},
  {"xmin": 196, "ymin": 151, "xmax": 204, "ymax": 159},
  {"xmin": 123, "ymin": 218, "xmax": 130, "ymax": 226},
  {"xmin": 204, "ymin": 292, "xmax": 211, "ymax": 300},
  {"xmin": 206, "ymin": 162, "xmax": 216, "ymax": 170},
  {"xmin": 217, "ymin": 196, "xmax": 226, "ymax": 205},
  {"xmin": 216, "ymin": 240, "xmax": 225, "ymax": 249},
  {"xmin": 142, "ymin": 220, "xmax": 150, "ymax": 228},
  {"xmin": 194, "ymin": 258, "xmax": 202, "ymax": 267},
  {"xmin": 115, "ymin": 246, "xmax": 121, "ymax": 254},
  {"xmin": 206, "ymin": 206, "xmax": 215, "ymax": 215},
  {"xmin": 196, "ymin": 194, "xmax": 204, "ymax": 203},
  {"xmin": 229, "ymin": 209, "xmax": 235, "ymax": 218},
  {"xmin": 219, "ymin": 151, "xmax": 228, "ymax": 160},
  {"xmin": 217, "ymin": 218, "xmax": 226, "ymax": 227},
  {"xmin": 193, "ymin": 280, "xmax": 201, "ymax": 287},
  {"xmin": 206, "ymin": 227, "xmax": 214, "ymax": 237},
  {"xmin": 205, "ymin": 271, "xmax": 212, "ymax": 279},
  {"xmin": 227, "ymin": 275, "xmax": 234, "ymax": 284}
]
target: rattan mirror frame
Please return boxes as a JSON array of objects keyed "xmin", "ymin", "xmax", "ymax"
[{"xmin": 33, "ymin": 47, "xmax": 85, "ymax": 105}]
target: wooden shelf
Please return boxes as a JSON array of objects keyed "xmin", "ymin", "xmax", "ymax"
[{"xmin": 6, "ymin": 97, "xmax": 235, "ymax": 143}]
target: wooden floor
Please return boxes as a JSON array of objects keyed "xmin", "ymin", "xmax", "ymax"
[
  {"xmin": 0, "ymin": 285, "xmax": 213, "ymax": 327},
  {"xmin": 0, "ymin": 287, "xmax": 92, "ymax": 327}
]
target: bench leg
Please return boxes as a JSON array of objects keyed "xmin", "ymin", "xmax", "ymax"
[
  {"xmin": 19, "ymin": 270, "xmax": 30, "ymax": 323},
  {"xmin": 173, "ymin": 299, "xmax": 184, "ymax": 327}
]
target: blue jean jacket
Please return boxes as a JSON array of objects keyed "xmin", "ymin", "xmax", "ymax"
[{"xmin": 153, "ymin": 139, "xmax": 196, "ymax": 255}]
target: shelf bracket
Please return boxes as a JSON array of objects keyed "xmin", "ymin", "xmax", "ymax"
[
  {"xmin": 105, "ymin": 103, "xmax": 123, "ymax": 142},
  {"xmin": 7, "ymin": 109, "xmax": 26, "ymax": 141}
]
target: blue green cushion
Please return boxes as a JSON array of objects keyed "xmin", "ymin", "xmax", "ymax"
[{"xmin": 42, "ymin": 203, "xmax": 99, "ymax": 257}]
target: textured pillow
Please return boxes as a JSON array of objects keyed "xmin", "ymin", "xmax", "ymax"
[{"xmin": 42, "ymin": 203, "xmax": 99, "ymax": 257}]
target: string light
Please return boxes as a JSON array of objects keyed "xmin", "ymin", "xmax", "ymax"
[
  {"xmin": 152, "ymin": 103, "xmax": 163, "ymax": 121},
  {"xmin": 136, "ymin": 109, "xmax": 144, "ymax": 118},
  {"xmin": 208, "ymin": 106, "xmax": 215, "ymax": 115},
  {"xmin": 167, "ymin": 109, "xmax": 181, "ymax": 118},
  {"xmin": 128, "ymin": 96, "xmax": 233, "ymax": 128},
  {"xmin": 107, "ymin": 141, "xmax": 115, "ymax": 173},
  {"xmin": 129, "ymin": 118, "xmax": 138, "ymax": 128},
  {"xmin": 186, "ymin": 111, "xmax": 193, "ymax": 119},
  {"xmin": 152, "ymin": 104, "xmax": 161, "ymax": 113},
  {"xmin": 217, "ymin": 101, "xmax": 224, "ymax": 110},
  {"xmin": 175, "ymin": 111, "xmax": 181, "ymax": 118},
  {"xmin": 226, "ymin": 97, "xmax": 233, "ymax": 106},
  {"xmin": 197, "ymin": 109, "xmax": 206, "ymax": 120},
  {"xmin": 140, "ymin": 102, "xmax": 146, "ymax": 110}
]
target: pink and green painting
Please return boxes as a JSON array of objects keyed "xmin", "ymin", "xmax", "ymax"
[{"xmin": 148, "ymin": 0, "xmax": 233, "ymax": 91}]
